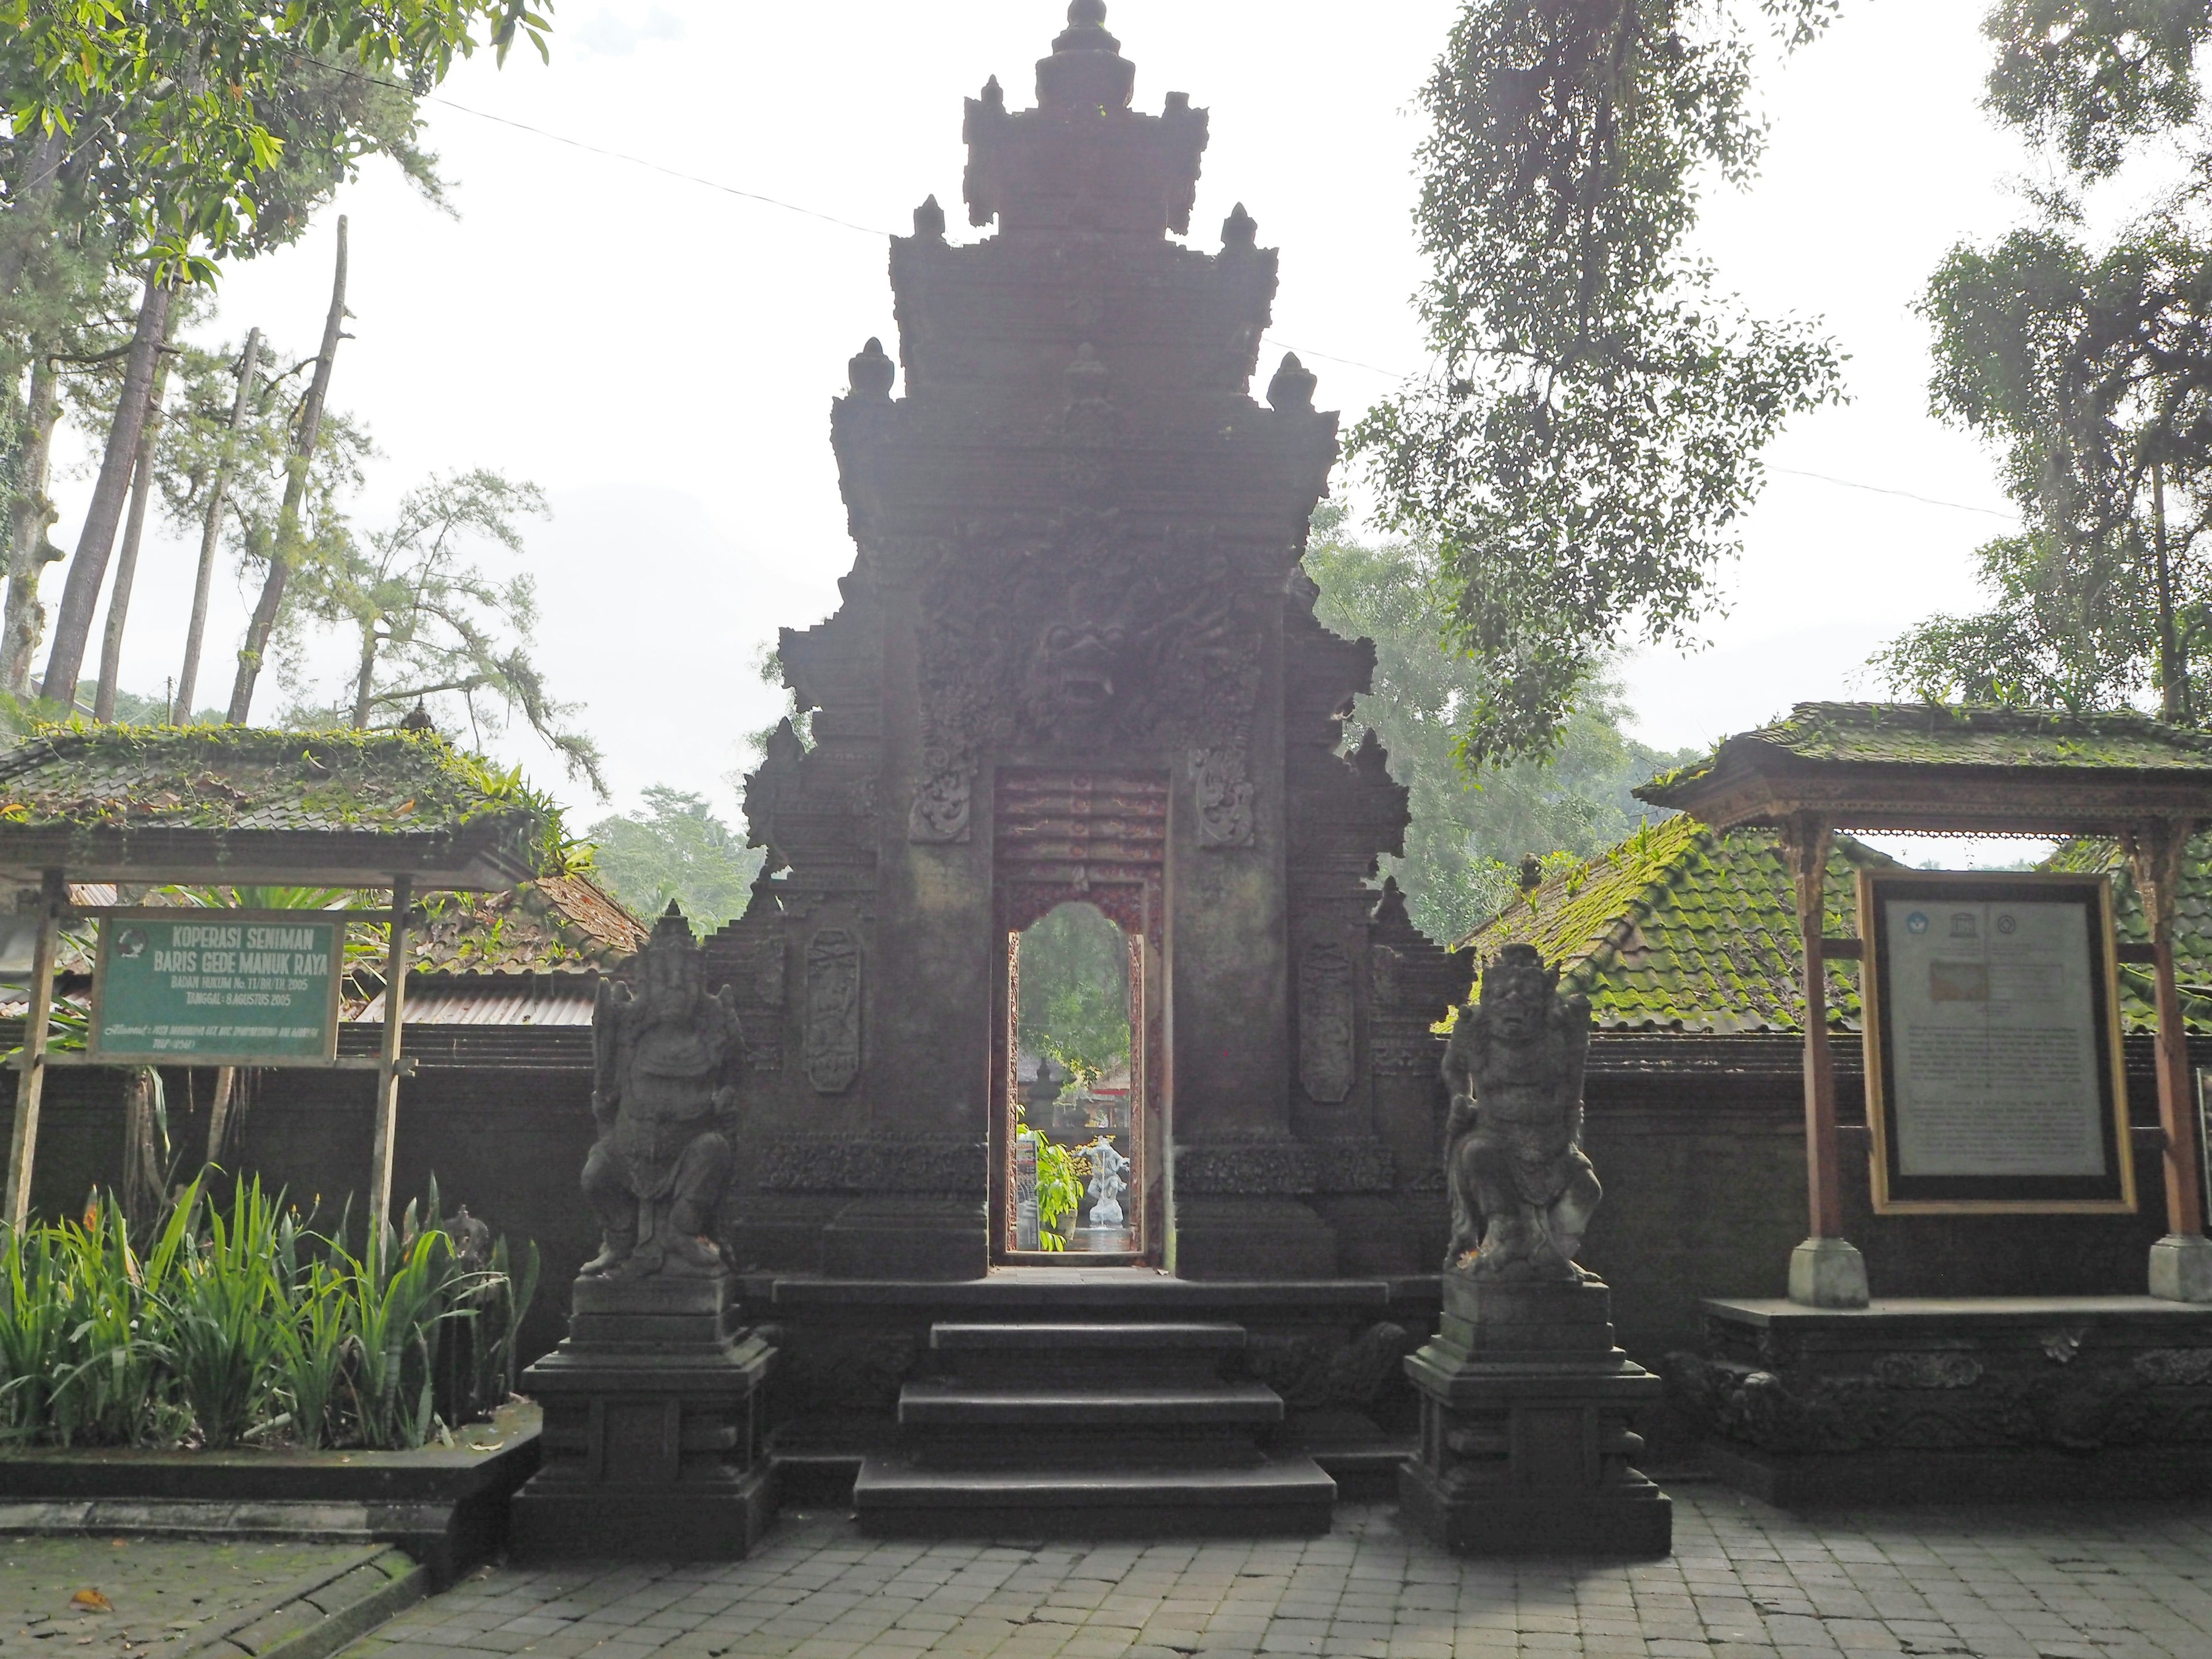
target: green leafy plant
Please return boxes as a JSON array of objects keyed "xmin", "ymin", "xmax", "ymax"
[
  {"xmin": 1015, "ymin": 1111, "xmax": 1085, "ymax": 1253},
  {"xmin": 160, "ymin": 1175, "xmax": 285, "ymax": 1448},
  {"xmin": 0, "ymin": 1178, "xmax": 533, "ymax": 1450}
]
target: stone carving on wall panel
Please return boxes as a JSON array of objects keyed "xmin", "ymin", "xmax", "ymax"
[
  {"xmin": 1175, "ymin": 1137, "xmax": 1317, "ymax": 1196},
  {"xmin": 753, "ymin": 938, "xmax": 786, "ymax": 1007},
  {"xmin": 1190, "ymin": 747, "xmax": 1255, "ymax": 847},
  {"xmin": 908, "ymin": 513, "xmax": 1264, "ymax": 844},
  {"xmin": 1298, "ymin": 941, "xmax": 1356, "ymax": 1102},
  {"xmin": 805, "ymin": 929, "xmax": 862, "ymax": 1093},
  {"xmin": 755, "ymin": 1135, "xmax": 988, "ymax": 1196},
  {"xmin": 1666, "ymin": 1348, "xmax": 2212, "ymax": 1455}
]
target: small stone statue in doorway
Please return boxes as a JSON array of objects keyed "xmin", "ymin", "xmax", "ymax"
[
  {"xmin": 1441, "ymin": 943, "xmax": 1600, "ymax": 1280},
  {"xmin": 1082, "ymin": 1135, "xmax": 1130, "ymax": 1228},
  {"xmin": 582, "ymin": 903, "xmax": 745, "ymax": 1278}
]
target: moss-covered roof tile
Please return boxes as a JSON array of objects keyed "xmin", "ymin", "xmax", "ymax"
[
  {"xmin": 1463, "ymin": 816, "xmax": 1897, "ymax": 1033},
  {"xmin": 1643, "ymin": 701, "xmax": 2212, "ymax": 804},
  {"xmin": 0, "ymin": 725, "xmax": 559, "ymax": 887}
]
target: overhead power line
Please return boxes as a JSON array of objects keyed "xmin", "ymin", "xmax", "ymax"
[{"xmin": 1768, "ymin": 467, "xmax": 2017, "ymax": 521}]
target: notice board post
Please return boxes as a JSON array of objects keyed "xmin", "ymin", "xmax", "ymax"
[
  {"xmin": 4, "ymin": 869, "xmax": 66, "ymax": 1230},
  {"xmin": 1778, "ymin": 811, "xmax": 1869, "ymax": 1308},
  {"xmin": 2124, "ymin": 817, "xmax": 2212, "ymax": 1300},
  {"xmin": 369, "ymin": 875, "xmax": 412, "ymax": 1235}
]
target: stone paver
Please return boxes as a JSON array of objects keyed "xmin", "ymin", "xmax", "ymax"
[
  {"xmin": 336, "ymin": 1488, "xmax": 2212, "ymax": 1659},
  {"xmin": 0, "ymin": 1533, "xmax": 378, "ymax": 1656}
]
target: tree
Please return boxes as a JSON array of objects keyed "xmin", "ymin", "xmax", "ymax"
[
  {"xmin": 1305, "ymin": 504, "xmax": 1698, "ymax": 944},
  {"xmin": 276, "ymin": 467, "xmax": 607, "ymax": 795},
  {"xmin": 1349, "ymin": 0, "xmax": 1844, "ymax": 766},
  {"xmin": 1876, "ymin": 3, "xmax": 2212, "ymax": 716},
  {"xmin": 226, "ymin": 216, "xmax": 347, "ymax": 724},
  {"xmin": 1, "ymin": 0, "xmax": 547, "ymax": 281},
  {"xmin": 2, "ymin": 3, "xmax": 533, "ymax": 708},
  {"xmin": 1016, "ymin": 903, "xmax": 1132, "ymax": 1084},
  {"xmin": 586, "ymin": 789, "xmax": 763, "ymax": 931}
]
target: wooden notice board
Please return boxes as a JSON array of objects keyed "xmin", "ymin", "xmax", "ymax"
[
  {"xmin": 89, "ymin": 911, "xmax": 346, "ymax": 1064},
  {"xmin": 1859, "ymin": 869, "xmax": 2135, "ymax": 1214}
]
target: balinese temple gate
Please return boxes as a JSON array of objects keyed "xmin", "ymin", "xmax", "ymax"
[
  {"xmin": 718, "ymin": 3, "xmax": 1465, "ymax": 1286},
  {"xmin": 696, "ymin": 2, "xmax": 1472, "ymax": 1535}
]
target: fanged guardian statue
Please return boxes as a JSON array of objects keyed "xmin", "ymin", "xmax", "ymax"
[
  {"xmin": 1441, "ymin": 943, "xmax": 1600, "ymax": 1279},
  {"xmin": 582, "ymin": 903, "xmax": 744, "ymax": 1278}
]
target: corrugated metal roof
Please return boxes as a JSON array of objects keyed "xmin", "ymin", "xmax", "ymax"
[{"xmin": 351, "ymin": 984, "xmax": 594, "ymax": 1026}]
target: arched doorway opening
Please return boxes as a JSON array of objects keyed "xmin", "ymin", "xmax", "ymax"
[
  {"xmin": 990, "ymin": 768, "xmax": 1166, "ymax": 1266},
  {"xmin": 1010, "ymin": 902, "xmax": 1138, "ymax": 1254}
]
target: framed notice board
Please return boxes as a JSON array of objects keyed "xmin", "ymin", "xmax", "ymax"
[
  {"xmin": 1859, "ymin": 869, "xmax": 2134, "ymax": 1214},
  {"xmin": 89, "ymin": 911, "xmax": 346, "ymax": 1063}
]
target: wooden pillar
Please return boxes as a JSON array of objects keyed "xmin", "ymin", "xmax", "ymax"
[
  {"xmin": 2124, "ymin": 819, "xmax": 2212, "ymax": 1300},
  {"xmin": 1777, "ymin": 814, "xmax": 1866, "ymax": 1305},
  {"xmin": 368, "ymin": 875, "xmax": 413, "ymax": 1237},
  {"xmin": 3, "ymin": 869, "xmax": 65, "ymax": 1230}
]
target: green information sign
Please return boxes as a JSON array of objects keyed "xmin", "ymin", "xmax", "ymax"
[{"xmin": 90, "ymin": 913, "xmax": 345, "ymax": 1062}]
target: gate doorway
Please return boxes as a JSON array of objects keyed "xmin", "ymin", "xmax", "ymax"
[{"xmin": 991, "ymin": 769, "xmax": 1165, "ymax": 1266}]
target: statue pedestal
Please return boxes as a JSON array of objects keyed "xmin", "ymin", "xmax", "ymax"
[
  {"xmin": 510, "ymin": 1274, "xmax": 775, "ymax": 1559},
  {"xmin": 1399, "ymin": 1273, "xmax": 1671, "ymax": 1556}
]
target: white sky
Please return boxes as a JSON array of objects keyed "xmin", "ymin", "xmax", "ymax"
[{"xmin": 43, "ymin": 0, "xmax": 2041, "ymax": 827}]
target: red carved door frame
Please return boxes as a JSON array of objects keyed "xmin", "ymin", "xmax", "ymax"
[{"xmin": 991, "ymin": 766, "xmax": 1167, "ymax": 1266}]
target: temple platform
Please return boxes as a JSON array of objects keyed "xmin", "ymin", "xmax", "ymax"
[{"xmin": 1672, "ymin": 1296, "xmax": 2212, "ymax": 1506}]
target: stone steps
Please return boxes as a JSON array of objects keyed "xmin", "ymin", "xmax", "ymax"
[{"xmin": 852, "ymin": 1319, "xmax": 1335, "ymax": 1537}]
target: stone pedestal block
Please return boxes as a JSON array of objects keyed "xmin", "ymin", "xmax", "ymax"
[
  {"xmin": 1399, "ymin": 1274, "xmax": 1671, "ymax": 1556},
  {"xmin": 1172, "ymin": 1198, "xmax": 1338, "ymax": 1278},
  {"xmin": 822, "ymin": 1197, "xmax": 987, "ymax": 1280},
  {"xmin": 510, "ymin": 1275, "xmax": 774, "ymax": 1559},
  {"xmin": 2149, "ymin": 1233, "xmax": 2212, "ymax": 1303}
]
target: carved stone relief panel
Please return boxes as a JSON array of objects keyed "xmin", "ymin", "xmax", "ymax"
[
  {"xmin": 1190, "ymin": 747, "xmax": 1255, "ymax": 848},
  {"xmin": 805, "ymin": 928, "xmax": 862, "ymax": 1093},
  {"xmin": 907, "ymin": 514, "xmax": 1263, "ymax": 844},
  {"xmin": 1298, "ymin": 941, "xmax": 1357, "ymax": 1103}
]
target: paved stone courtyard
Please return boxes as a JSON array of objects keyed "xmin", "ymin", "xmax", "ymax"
[
  {"xmin": 342, "ymin": 1488, "xmax": 2212, "ymax": 1659},
  {"xmin": 0, "ymin": 1533, "xmax": 384, "ymax": 1657}
]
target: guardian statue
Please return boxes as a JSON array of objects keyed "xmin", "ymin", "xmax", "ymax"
[
  {"xmin": 582, "ymin": 903, "xmax": 744, "ymax": 1278},
  {"xmin": 1441, "ymin": 943, "xmax": 1600, "ymax": 1279}
]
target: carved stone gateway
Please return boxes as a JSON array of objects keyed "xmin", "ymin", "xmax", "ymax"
[
  {"xmin": 1399, "ymin": 947, "xmax": 1672, "ymax": 1556},
  {"xmin": 711, "ymin": 2, "xmax": 1471, "ymax": 1281}
]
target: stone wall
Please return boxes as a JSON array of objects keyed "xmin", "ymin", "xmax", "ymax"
[{"xmin": 1, "ymin": 1027, "xmax": 2193, "ymax": 1408}]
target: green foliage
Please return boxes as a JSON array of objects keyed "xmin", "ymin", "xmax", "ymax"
[
  {"xmin": 1349, "ymin": 0, "xmax": 1844, "ymax": 766},
  {"xmin": 586, "ymin": 786, "xmax": 762, "ymax": 931},
  {"xmin": 0, "ymin": 1176, "xmax": 533, "ymax": 1450},
  {"xmin": 1876, "ymin": 6, "xmax": 2212, "ymax": 718},
  {"xmin": 1013, "ymin": 1112, "xmax": 1084, "ymax": 1252},
  {"xmin": 1, "ymin": 0, "xmax": 550, "ymax": 277},
  {"xmin": 1015, "ymin": 903, "xmax": 1131, "ymax": 1084},
  {"xmin": 1305, "ymin": 506, "xmax": 1698, "ymax": 943},
  {"xmin": 1983, "ymin": 0, "xmax": 2212, "ymax": 179}
]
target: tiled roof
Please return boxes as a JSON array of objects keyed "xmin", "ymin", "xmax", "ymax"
[
  {"xmin": 411, "ymin": 873, "xmax": 647, "ymax": 975},
  {"xmin": 1643, "ymin": 702, "xmax": 2212, "ymax": 804},
  {"xmin": 2045, "ymin": 836, "xmax": 2212, "ymax": 1033},
  {"xmin": 0, "ymin": 726, "xmax": 555, "ymax": 888},
  {"xmin": 0, "ymin": 727, "xmax": 531, "ymax": 832},
  {"xmin": 1463, "ymin": 816, "xmax": 1898, "ymax": 1033}
]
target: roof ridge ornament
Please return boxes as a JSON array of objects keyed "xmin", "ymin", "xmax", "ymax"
[
  {"xmin": 1037, "ymin": 0, "xmax": 1134, "ymax": 111},
  {"xmin": 847, "ymin": 336, "xmax": 895, "ymax": 401}
]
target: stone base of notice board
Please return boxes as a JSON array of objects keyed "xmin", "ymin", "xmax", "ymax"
[
  {"xmin": 1398, "ymin": 1274, "xmax": 1672, "ymax": 1558},
  {"xmin": 510, "ymin": 1275, "xmax": 775, "ymax": 1560},
  {"xmin": 1669, "ymin": 1297, "xmax": 2212, "ymax": 1506}
]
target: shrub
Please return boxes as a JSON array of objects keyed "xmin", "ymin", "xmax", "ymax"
[{"xmin": 0, "ymin": 1176, "xmax": 535, "ymax": 1451}]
